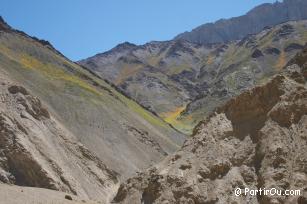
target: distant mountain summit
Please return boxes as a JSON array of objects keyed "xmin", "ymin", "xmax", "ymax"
[{"xmin": 175, "ymin": 0, "xmax": 307, "ymax": 44}]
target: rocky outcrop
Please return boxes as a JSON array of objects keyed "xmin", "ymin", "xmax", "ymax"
[
  {"xmin": 0, "ymin": 75, "xmax": 119, "ymax": 203},
  {"xmin": 0, "ymin": 16, "xmax": 11, "ymax": 31},
  {"xmin": 112, "ymin": 47, "xmax": 307, "ymax": 204},
  {"xmin": 175, "ymin": 0, "xmax": 307, "ymax": 44}
]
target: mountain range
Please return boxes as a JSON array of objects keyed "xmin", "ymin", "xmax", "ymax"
[
  {"xmin": 80, "ymin": 19, "xmax": 307, "ymax": 134},
  {"xmin": 175, "ymin": 0, "xmax": 307, "ymax": 44},
  {"xmin": 1, "ymin": 0, "xmax": 307, "ymax": 203}
]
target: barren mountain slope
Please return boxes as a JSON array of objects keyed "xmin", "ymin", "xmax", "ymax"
[
  {"xmin": 112, "ymin": 46, "xmax": 307, "ymax": 204},
  {"xmin": 0, "ymin": 71, "xmax": 118, "ymax": 203},
  {"xmin": 0, "ymin": 16, "xmax": 185, "ymax": 182},
  {"xmin": 80, "ymin": 20, "xmax": 307, "ymax": 134}
]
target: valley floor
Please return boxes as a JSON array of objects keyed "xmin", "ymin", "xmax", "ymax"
[{"xmin": 0, "ymin": 184, "xmax": 100, "ymax": 204}]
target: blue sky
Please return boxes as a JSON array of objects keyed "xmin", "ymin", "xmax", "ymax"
[{"xmin": 1, "ymin": 0, "xmax": 276, "ymax": 61}]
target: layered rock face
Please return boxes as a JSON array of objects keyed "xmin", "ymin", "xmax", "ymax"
[
  {"xmin": 175, "ymin": 0, "xmax": 307, "ymax": 44},
  {"xmin": 80, "ymin": 20, "xmax": 307, "ymax": 134},
  {"xmin": 112, "ymin": 47, "xmax": 307, "ymax": 204},
  {"xmin": 0, "ymin": 73, "xmax": 119, "ymax": 203}
]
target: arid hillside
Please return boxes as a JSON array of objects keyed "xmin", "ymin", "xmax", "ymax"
[
  {"xmin": 80, "ymin": 20, "xmax": 307, "ymax": 134},
  {"xmin": 112, "ymin": 46, "xmax": 307, "ymax": 204},
  {"xmin": 0, "ymin": 16, "xmax": 185, "ymax": 203}
]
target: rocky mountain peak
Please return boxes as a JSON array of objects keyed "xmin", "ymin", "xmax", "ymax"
[
  {"xmin": 111, "ymin": 42, "xmax": 137, "ymax": 52},
  {"xmin": 0, "ymin": 16, "xmax": 11, "ymax": 31},
  {"xmin": 175, "ymin": 0, "xmax": 307, "ymax": 44}
]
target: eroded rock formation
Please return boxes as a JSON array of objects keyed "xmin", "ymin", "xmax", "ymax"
[
  {"xmin": 0, "ymin": 74, "xmax": 119, "ymax": 203},
  {"xmin": 112, "ymin": 47, "xmax": 307, "ymax": 204}
]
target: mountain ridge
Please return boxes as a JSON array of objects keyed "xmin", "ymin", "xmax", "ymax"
[
  {"xmin": 1, "ymin": 1, "xmax": 307, "ymax": 202},
  {"xmin": 0, "ymin": 16, "xmax": 185, "ymax": 202},
  {"xmin": 80, "ymin": 20, "xmax": 307, "ymax": 134},
  {"xmin": 175, "ymin": 0, "xmax": 307, "ymax": 44}
]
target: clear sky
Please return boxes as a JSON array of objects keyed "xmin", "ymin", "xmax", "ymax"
[{"xmin": 1, "ymin": 0, "xmax": 276, "ymax": 61}]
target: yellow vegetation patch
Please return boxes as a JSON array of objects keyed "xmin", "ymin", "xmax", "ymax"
[
  {"xmin": 20, "ymin": 53, "xmax": 45, "ymax": 70},
  {"xmin": 161, "ymin": 106, "xmax": 186, "ymax": 123},
  {"xmin": 160, "ymin": 106, "xmax": 194, "ymax": 134},
  {"xmin": 275, "ymin": 51, "xmax": 286, "ymax": 70},
  {"xmin": 18, "ymin": 53, "xmax": 101, "ymax": 96},
  {"xmin": 207, "ymin": 55, "xmax": 214, "ymax": 65},
  {"xmin": 0, "ymin": 45, "xmax": 13, "ymax": 57},
  {"xmin": 0, "ymin": 44, "xmax": 100, "ymax": 97}
]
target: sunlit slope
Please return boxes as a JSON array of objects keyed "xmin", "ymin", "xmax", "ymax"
[
  {"xmin": 0, "ymin": 27, "xmax": 185, "ymax": 179},
  {"xmin": 182, "ymin": 20, "xmax": 307, "ymax": 126},
  {"xmin": 81, "ymin": 20, "xmax": 307, "ymax": 134}
]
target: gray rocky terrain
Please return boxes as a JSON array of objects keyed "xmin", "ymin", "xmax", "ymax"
[
  {"xmin": 0, "ymin": 16, "xmax": 184, "ymax": 203},
  {"xmin": 1, "ymin": 1, "xmax": 307, "ymax": 203},
  {"xmin": 80, "ymin": 20, "xmax": 307, "ymax": 134},
  {"xmin": 175, "ymin": 0, "xmax": 307, "ymax": 44},
  {"xmin": 0, "ymin": 71, "xmax": 119, "ymax": 203},
  {"xmin": 111, "ymin": 46, "xmax": 307, "ymax": 204}
]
